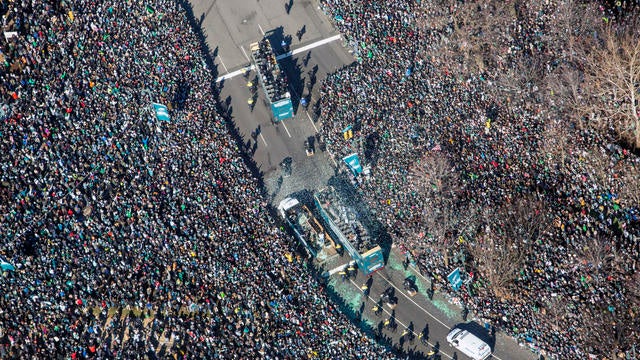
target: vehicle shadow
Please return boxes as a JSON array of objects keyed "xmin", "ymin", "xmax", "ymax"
[
  {"xmin": 276, "ymin": 51, "xmax": 305, "ymax": 112},
  {"xmin": 326, "ymin": 174, "xmax": 394, "ymax": 266}
]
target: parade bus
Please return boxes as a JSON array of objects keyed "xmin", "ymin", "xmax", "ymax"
[
  {"xmin": 313, "ymin": 187, "xmax": 385, "ymax": 275},
  {"xmin": 249, "ymin": 37, "xmax": 294, "ymax": 122},
  {"xmin": 278, "ymin": 196, "xmax": 339, "ymax": 262}
]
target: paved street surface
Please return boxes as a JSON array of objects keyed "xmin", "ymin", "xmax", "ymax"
[
  {"xmin": 319, "ymin": 247, "xmax": 539, "ymax": 360},
  {"xmin": 191, "ymin": 0, "xmax": 351, "ymax": 204},
  {"xmin": 190, "ymin": 0, "xmax": 539, "ymax": 358}
]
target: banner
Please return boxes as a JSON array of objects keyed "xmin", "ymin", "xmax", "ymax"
[
  {"xmin": 3, "ymin": 32, "xmax": 18, "ymax": 41},
  {"xmin": 342, "ymin": 125, "xmax": 353, "ymax": 140},
  {"xmin": 152, "ymin": 103, "xmax": 170, "ymax": 122},
  {"xmin": 343, "ymin": 153, "xmax": 363, "ymax": 175}
]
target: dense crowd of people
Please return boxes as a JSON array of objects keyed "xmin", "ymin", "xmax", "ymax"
[
  {"xmin": 0, "ymin": 0, "xmax": 399, "ymax": 358},
  {"xmin": 1, "ymin": 0, "xmax": 639, "ymax": 358},
  {"xmin": 318, "ymin": 0, "xmax": 639, "ymax": 358}
]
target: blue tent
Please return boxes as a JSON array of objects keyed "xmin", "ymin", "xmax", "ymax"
[{"xmin": 152, "ymin": 103, "xmax": 171, "ymax": 122}]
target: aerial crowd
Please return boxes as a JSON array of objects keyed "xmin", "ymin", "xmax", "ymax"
[
  {"xmin": 0, "ymin": 0, "xmax": 398, "ymax": 359},
  {"xmin": 318, "ymin": 0, "xmax": 639, "ymax": 358},
  {"xmin": 1, "ymin": 0, "xmax": 639, "ymax": 359}
]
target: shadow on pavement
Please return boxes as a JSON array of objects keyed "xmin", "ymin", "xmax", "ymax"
[
  {"xmin": 327, "ymin": 174, "xmax": 394, "ymax": 264},
  {"xmin": 178, "ymin": 0, "xmax": 271, "ymax": 207}
]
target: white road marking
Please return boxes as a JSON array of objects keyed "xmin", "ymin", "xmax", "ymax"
[
  {"xmin": 280, "ymin": 120, "xmax": 292, "ymax": 138},
  {"xmin": 306, "ymin": 111, "xmax": 318, "ymax": 133},
  {"xmin": 218, "ymin": 56, "xmax": 229, "ymax": 73},
  {"xmin": 216, "ymin": 65, "xmax": 253, "ymax": 82},
  {"xmin": 277, "ymin": 66, "xmax": 318, "ymax": 136},
  {"xmin": 325, "ymin": 147, "xmax": 338, "ymax": 167},
  {"xmin": 327, "ymin": 261, "xmax": 356, "ymax": 276},
  {"xmin": 404, "ymin": 256, "xmax": 432, "ymax": 285},
  {"xmin": 348, "ymin": 278, "xmax": 455, "ymax": 360},
  {"xmin": 239, "ymin": 45, "xmax": 250, "ymax": 62},
  {"xmin": 276, "ymin": 34, "xmax": 341, "ymax": 60},
  {"xmin": 259, "ymin": 133, "xmax": 268, "ymax": 147},
  {"xmin": 214, "ymin": 35, "xmax": 341, "ymax": 83},
  {"xmin": 377, "ymin": 271, "xmax": 451, "ymax": 329},
  {"xmin": 258, "ymin": 24, "xmax": 265, "ymax": 36},
  {"xmin": 391, "ymin": 252, "xmax": 508, "ymax": 358}
]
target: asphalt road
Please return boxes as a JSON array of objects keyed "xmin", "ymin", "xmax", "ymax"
[
  {"xmin": 189, "ymin": 0, "xmax": 539, "ymax": 359},
  {"xmin": 190, "ymin": 0, "xmax": 352, "ymax": 204},
  {"xmin": 324, "ymin": 248, "xmax": 539, "ymax": 360}
]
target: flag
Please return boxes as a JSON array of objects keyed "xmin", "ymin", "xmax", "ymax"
[
  {"xmin": 343, "ymin": 153, "xmax": 363, "ymax": 175},
  {"xmin": 342, "ymin": 125, "xmax": 353, "ymax": 140},
  {"xmin": 0, "ymin": 256, "xmax": 15, "ymax": 272},
  {"xmin": 152, "ymin": 103, "xmax": 170, "ymax": 122},
  {"xmin": 343, "ymin": 129, "xmax": 353, "ymax": 140}
]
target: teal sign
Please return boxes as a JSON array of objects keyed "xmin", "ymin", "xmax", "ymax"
[
  {"xmin": 0, "ymin": 256, "xmax": 15, "ymax": 272},
  {"xmin": 360, "ymin": 246, "xmax": 385, "ymax": 274},
  {"xmin": 448, "ymin": 268, "xmax": 463, "ymax": 291},
  {"xmin": 343, "ymin": 153, "xmax": 363, "ymax": 175},
  {"xmin": 152, "ymin": 103, "xmax": 171, "ymax": 122},
  {"xmin": 271, "ymin": 98, "xmax": 294, "ymax": 122}
]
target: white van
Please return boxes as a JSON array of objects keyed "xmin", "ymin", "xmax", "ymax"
[{"xmin": 447, "ymin": 328, "xmax": 492, "ymax": 360}]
